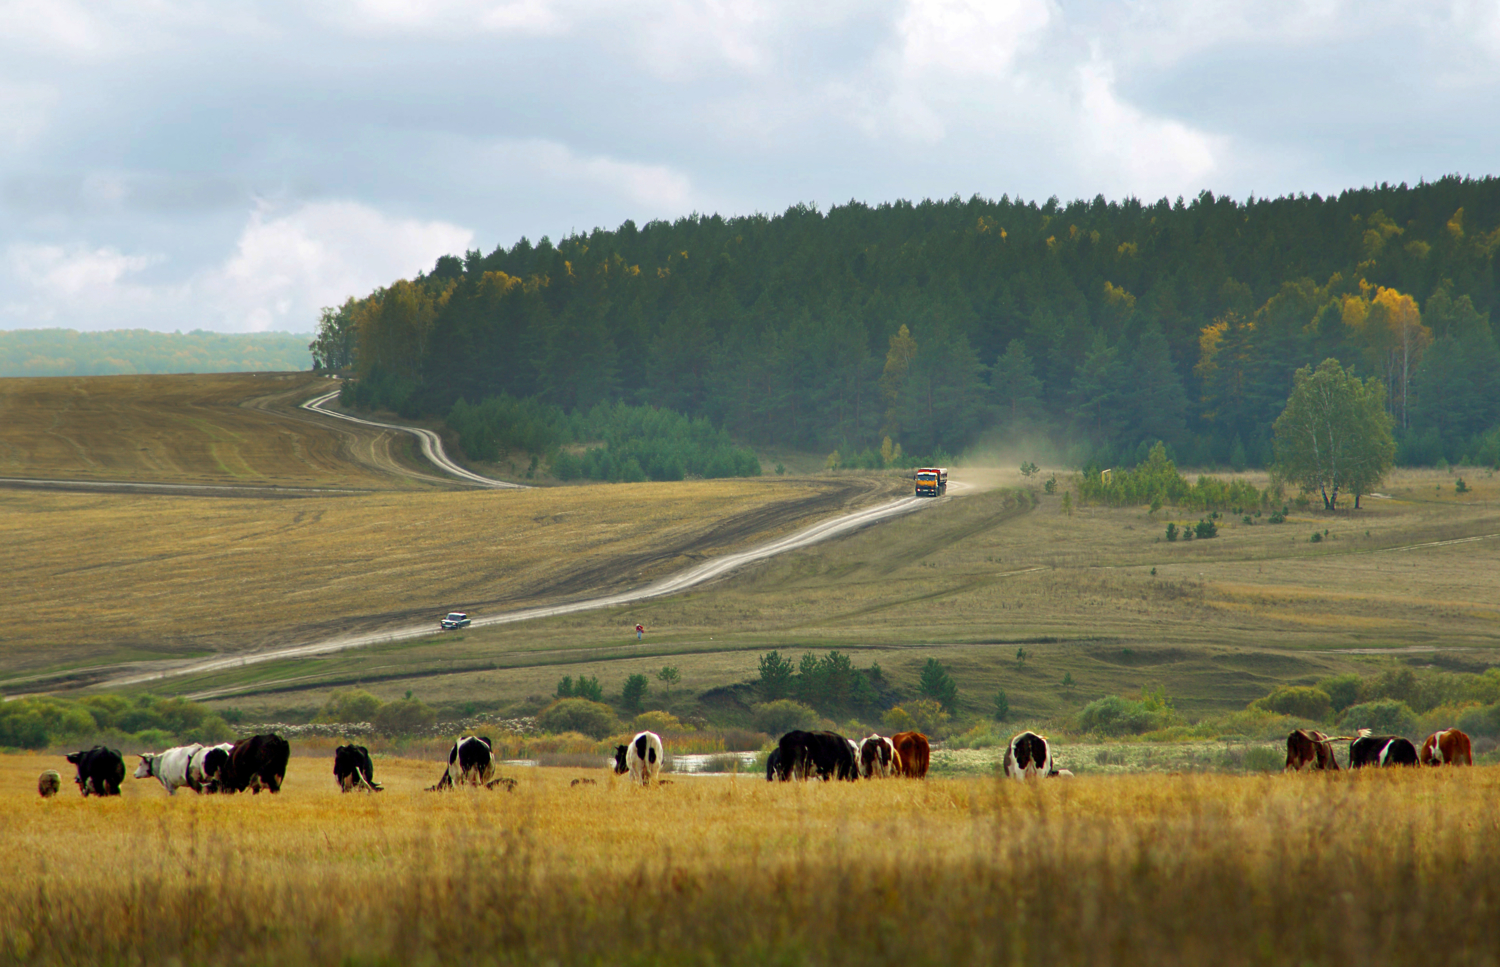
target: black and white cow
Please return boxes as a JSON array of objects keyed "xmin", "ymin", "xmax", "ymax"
[
  {"xmin": 431, "ymin": 736, "xmax": 495, "ymax": 790},
  {"xmin": 1004, "ymin": 731, "xmax": 1054, "ymax": 780},
  {"xmin": 65, "ymin": 746, "xmax": 125, "ymax": 797},
  {"xmin": 219, "ymin": 734, "xmax": 291, "ymax": 794},
  {"xmin": 613, "ymin": 731, "xmax": 664, "ymax": 786},
  {"xmin": 134, "ymin": 743, "xmax": 204, "ymax": 795},
  {"xmin": 776, "ymin": 730, "xmax": 857, "ymax": 781},
  {"xmin": 193, "ymin": 743, "xmax": 234, "ymax": 792},
  {"xmin": 333, "ymin": 744, "xmax": 382, "ymax": 792},
  {"xmin": 1349, "ymin": 733, "xmax": 1419, "ymax": 768}
]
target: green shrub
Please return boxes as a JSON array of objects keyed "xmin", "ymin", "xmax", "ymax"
[
  {"xmin": 1253, "ymin": 686, "xmax": 1332, "ymax": 721},
  {"xmin": 1077, "ymin": 691, "xmax": 1177, "ymax": 736},
  {"xmin": 316, "ymin": 688, "xmax": 383, "ymax": 723},
  {"xmin": 751, "ymin": 700, "xmax": 821, "ymax": 736},
  {"xmin": 1339, "ymin": 699, "xmax": 1419, "ymax": 737},
  {"xmin": 993, "ymin": 689, "xmax": 1010, "ymax": 722},
  {"xmin": 633, "ymin": 711, "xmax": 687, "ymax": 733},
  {"xmin": 1455, "ymin": 703, "xmax": 1500, "ymax": 739},
  {"xmin": 1194, "ymin": 518, "xmax": 1217, "ymax": 539},
  {"xmin": 1318, "ymin": 674, "xmax": 1362, "ymax": 713},
  {"xmin": 882, "ymin": 699, "xmax": 950, "ymax": 737},
  {"xmin": 372, "ymin": 699, "xmax": 437, "ymax": 735},
  {"xmin": 1165, "ymin": 522, "xmax": 1178, "ymax": 542},
  {"xmin": 1244, "ymin": 746, "xmax": 1285, "ymax": 772},
  {"xmin": 537, "ymin": 699, "xmax": 621, "ymax": 739}
]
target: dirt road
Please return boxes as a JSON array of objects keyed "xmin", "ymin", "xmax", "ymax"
[{"xmin": 110, "ymin": 490, "xmax": 948, "ymax": 693}]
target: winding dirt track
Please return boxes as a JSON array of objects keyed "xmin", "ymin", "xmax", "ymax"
[{"xmin": 299, "ymin": 388, "xmax": 527, "ymax": 489}]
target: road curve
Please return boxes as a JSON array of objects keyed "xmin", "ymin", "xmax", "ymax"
[
  {"xmin": 113, "ymin": 491, "xmax": 945, "ymax": 692},
  {"xmin": 300, "ymin": 387, "xmax": 528, "ymax": 489}
]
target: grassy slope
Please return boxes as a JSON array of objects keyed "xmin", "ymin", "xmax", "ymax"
[
  {"xmin": 5, "ymin": 752, "xmax": 1500, "ymax": 966},
  {"xmin": 0, "ymin": 371, "xmax": 439, "ymax": 489},
  {"xmin": 153, "ymin": 467, "xmax": 1500, "ymax": 725},
  {"xmin": 0, "ymin": 476, "xmax": 894, "ymax": 679}
]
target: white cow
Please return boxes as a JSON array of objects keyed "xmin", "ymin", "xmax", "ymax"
[
  {"xmin": 614, "ymin": 731, "xmax": 664, "ymax": 786},
  {"xmin": 135, "ymin": 744, "xmax": 205, "ymax": 795}
]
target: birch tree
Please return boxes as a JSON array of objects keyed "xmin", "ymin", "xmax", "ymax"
[{"xmin": 1272, "ymin": 359, "xmax": 1394, "ymax": 510}]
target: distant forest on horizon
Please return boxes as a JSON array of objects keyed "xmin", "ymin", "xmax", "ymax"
[
  {"xmin": 333, "ymin": 177, "xmax": 1498, "ymax": 469},
  {"xmin": 0, "ymin": 329, "xmax": 313, "ymax": 378}
]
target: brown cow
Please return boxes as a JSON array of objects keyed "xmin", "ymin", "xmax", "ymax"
[
  {"xmin": 1419, "ymin": 728, "xmax": 1473, "ymax": 766},
  {"xmin": 1284, "ymin": 729, "xmax": 1341, "ymax": 771},
  {"xmin": 890, "ymin": 731, "xmax": 930, "ymax": 779}
]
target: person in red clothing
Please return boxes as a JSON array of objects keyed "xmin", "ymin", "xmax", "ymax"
[{"xmin": 635, "ymin": 624, "xmax": 645, "ymax": 640}]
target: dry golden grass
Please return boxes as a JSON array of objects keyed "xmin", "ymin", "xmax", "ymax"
[
  {"xmin": 6, "ymin": 752, "xmax": 1500, "ymax": 966},
  {"xmin": 0, "ymin": 476, "xmax": 885, "ymax": 677},
  {"xmin": 304, "ymin": 468, "xmax": 1497, "ymax": 721},
  {"xmin": 0, "ymin": 372, "xmax": 438, "ymax": 489}
]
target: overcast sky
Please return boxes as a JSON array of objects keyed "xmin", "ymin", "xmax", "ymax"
[{"xmin": 3, "ymin": 0, "xmax": 1498, "ymax": 333}]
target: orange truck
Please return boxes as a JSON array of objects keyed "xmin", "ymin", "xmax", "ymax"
[{"xmin": 914, "ymin": 467, "xmax": 948, "ymax": 497}]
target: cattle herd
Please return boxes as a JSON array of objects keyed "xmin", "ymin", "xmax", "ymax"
[
  {"xmin": 37, "ymin": 725, "xmax": 1474, "ymax": 800},
  {"xmin": 1284, "ymin": 727, "xmax": 1474, "ymax": 771}
]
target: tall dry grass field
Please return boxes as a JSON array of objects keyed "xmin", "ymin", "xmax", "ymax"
[{"xmin": 5, "ymin": 753, "xmax": 1499, "ymax": 966}]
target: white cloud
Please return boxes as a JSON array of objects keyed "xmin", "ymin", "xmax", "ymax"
[
  {"xmin": 482, "ymin": 140, "xmax": 697, "ymax": 212},
  {"xmin": 1072, "ymin": 54, "xmax": 1221, "ymax": 198},
  {"xmin": 330, "ymin": 0, "xmax": 565, "ymax": 34},
  {"xmin": 2, "ymin": 201, "xmax": 473, "ymax": 332},
  {"xmin": 898, "ymin": 0, "xmax": 1052, "ymax": 78}
]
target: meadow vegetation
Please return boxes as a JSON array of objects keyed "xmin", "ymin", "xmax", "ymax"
[
  {"xmin": 5, "ymin": 752, "xmax": 1500, "ymax": 966},
  {"xmin": 0, "ymin": 475, "xmax": 882, "ymax": 677}
]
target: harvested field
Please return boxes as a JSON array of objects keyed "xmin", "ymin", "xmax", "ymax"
[
  {"xmin": 0, "ymin": 372, "xmax": 445, "ymax": 490},
  {"xmin": 0, "ymin": 476, "xmax": 896, "ymax": 682},
  {"xmin": 6, "ymin": 752, "xmax": 1500, "ymax": 966}
]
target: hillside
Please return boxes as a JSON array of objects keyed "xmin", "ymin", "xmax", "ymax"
[
  {"xmin": 323, "ymin": 178, "xmax": 1500, "ymax": 470},
  {"xmin": 0, "ymin": 328, "xmax": 313, "ymax": 377}
]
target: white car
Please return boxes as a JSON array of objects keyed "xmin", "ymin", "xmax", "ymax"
[{"xmin": 440, "ymin": 612, "xmax": 470, "ymax": 630}]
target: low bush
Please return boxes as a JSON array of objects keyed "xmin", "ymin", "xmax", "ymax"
[
  {"xmin": 1456, "ymin": 703, "xmax": 1500, "ymax": 739},
  {"xmin": 1077, "ymin": 690, "xmax": 1178, "ymax": 737},
  {"xmin": 537, "ymin": 699, "xmax": 621, "ymax": 739},
  {"xmin": 315, "ymin": 689, "xmax": 383, "ymax": 724},
  {"xmin": 881, "ymin": 699, "xmax": 951, "ymax": 738},
  {"xmin": 1253, "ymin": 686, "xmax": 1332, "ymax": 721},
  {"xmin": 372, "ymin": 699, "xmax": 437, "ymax": 735},
  {"xmin": 633, "ymin": 711, "xmax": 689, "ymax": 733},
  {"xmin": 751, "ymin": 700, "xmax": 821, "ymax": 736},
  {"xmin": 1338, "ymin": 699, "xmax": 1419, "ymax": 737}
]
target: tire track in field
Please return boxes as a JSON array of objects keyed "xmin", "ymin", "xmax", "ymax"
[{"xmin": 105, "ymin": 490, "xmax": 946, "ymax": 694}]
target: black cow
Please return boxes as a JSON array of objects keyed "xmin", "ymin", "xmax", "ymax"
[
  {"xmin": 220, "ymin": 734, "xmax": 291, "ymax": 794},
  {"xmin": 66, "ymin": 746, "xmax": 125, "ymax": 797},
  {"xmin": 1349, "ymin": 734, "xmax": 1419, "ymax": 768},
  {"xmin": 765, "ymin": 747, "xmax": 784, "ymax": 782},
  {"xmin": 333, "ymin": 744, "xmax": 381, "ymax": 792},
  {"xmin": 776, "ymin": 730, "xmax": 857, "ymax": 782},
  {"xmin": 430, "ymin": 736, "xmax": 494, "ymax": 790}
]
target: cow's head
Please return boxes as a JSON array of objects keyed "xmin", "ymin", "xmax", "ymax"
[
  {"xmin": 134, "ymin": 755, "xmax": 156, "ymax": 780},
  {"xmin": 613, "ymin": 746, "xmax": 629, "ymax": 774}
]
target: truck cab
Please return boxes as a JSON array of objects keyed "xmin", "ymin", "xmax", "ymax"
[{"xmin": 915, "ymin": 467, "xmax": 948, "ymax": 497}]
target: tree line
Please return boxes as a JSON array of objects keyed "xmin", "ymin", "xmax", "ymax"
[
  {"xmin": 2, "ymin": 329, "xmax": 312, "ymax": 377},
  {"xmin": 315, "ymin": 177, "xmax": 1500, "ymax": 468}
]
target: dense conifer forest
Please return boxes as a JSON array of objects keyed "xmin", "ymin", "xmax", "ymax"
[{"xmin": 320, "ymin": 177, "xmax": 1500, "ymax": 469}]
